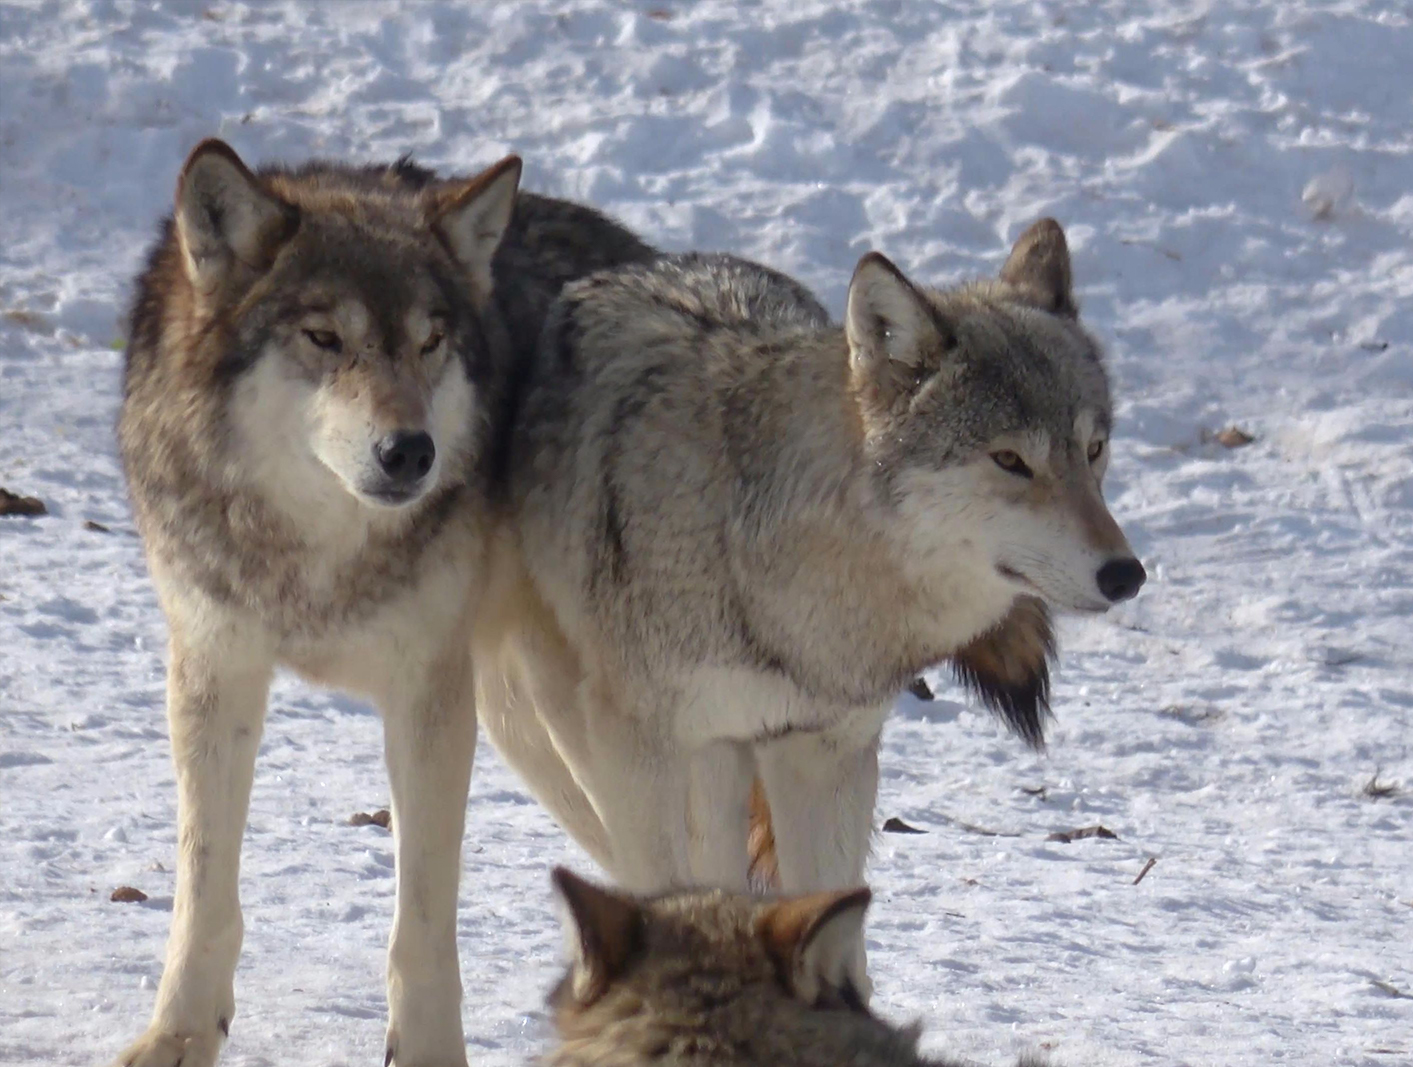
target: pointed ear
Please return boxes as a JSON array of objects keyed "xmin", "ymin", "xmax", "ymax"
[
  {"xmin": 999, "ymin": 218, "xmax": 1076, "ymax": 317},
  {"xmin": 433, "ymin": 154, "xmax": 522, "ymax": 299},
  {"xmin": 757, "ymin": 887, "xmax": 871, "ymax": 1004},
  {"xmin": 845, "ymin": 253, "xmax": 950, "ymax": 403},
  {"xmin": 551, "ymin": 867, "xmax": 642, "ymax": 1006},
  {"xmin": 174, "ymin": 139, "xmax": 297, "ymax": 295}
]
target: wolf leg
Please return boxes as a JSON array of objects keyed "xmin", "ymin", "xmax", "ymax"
[
  {"xmin": 752, "ymin": 712, "xmax": 886, "ymax": 1001},
  {"xmin": 472, "ymin": 550, "xmax": 613, "ymax": 869},
  {"xmin": 476, "ymin": 648, "xmax": 612, "ymax": 869},
  {"xmin": 686, "ymin": 740, "xmax": 755, "ymax": 890},
  {"xmin": 546, "ymin": 679, "xmax": 691, "ymax": 892},
  {"xmin": 379, "ymin": 649, "xmax": 476, "ymax": 1067},
  {"xmin": 110, "ymin": 613, "xmax": 273, "ymax": 1067},
  {"xmin": 752, "ymin": 729, "xmax": 879, "ymax": 889}
]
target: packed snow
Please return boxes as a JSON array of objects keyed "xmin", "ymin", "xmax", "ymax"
[{"xmin": 1, "ymin": 2, "xmax": 1410, "ymax": 1064}]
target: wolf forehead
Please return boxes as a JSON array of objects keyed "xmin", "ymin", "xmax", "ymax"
[
  {"xmin": 249, "ymin": 165, "xmax": 475, "ymax": 314},
  {"xmin": 922, "ymin": 282, "xmax": 1113, "ymax": 442}
]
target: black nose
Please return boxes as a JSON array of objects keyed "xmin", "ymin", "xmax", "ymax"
[
  {"xmin": 1096, "ymin": 557, "xmax": 1146, "ymax": 603},
  {"xmin": 374, "ymin": 431, "xmax": 435, "ymax": 484}
]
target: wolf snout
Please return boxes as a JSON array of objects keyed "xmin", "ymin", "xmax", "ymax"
[
  {"xmin": 374, "ymin": 430, "xmax": 436, "ymax": 486},
  {"xmin": 1096, "ymin": 557, "xmax": 1146, "ymax": 603}
]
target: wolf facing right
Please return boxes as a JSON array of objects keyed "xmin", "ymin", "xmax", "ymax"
[
  {"xmin": 543, "ymin": 868, "xmax": 1052, "ymax": 1067},
  {"xmin": 476, "ymin": 222, "xmax": 1146, "ymax": 991}
]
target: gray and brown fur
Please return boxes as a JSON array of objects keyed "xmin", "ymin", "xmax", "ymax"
[
  {"xmin": 544, "ymin": 869, "xmax": 1052, "ymax": 1067},
  {"xmin": 476, "ymin": 227, "xmax": 1144, "ymax": 984},
  {"xmin": 111, "ymin": 139, "xmax": 652, "ymax": 1067}
]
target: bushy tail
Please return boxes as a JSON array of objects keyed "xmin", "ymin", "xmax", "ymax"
[{"xmin": 747, "ymin": 777, "xmax": 780, "ymax": 888}]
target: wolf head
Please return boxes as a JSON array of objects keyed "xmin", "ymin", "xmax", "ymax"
[
  {"xmin": 846, "ymin": 220, "xmax": 1145, "ymax": 618},
  {"xmin": 167, "ymin": 139, "xmax": 521, "ymax": 512},
  {"xmin": 548, "ymin": 869, "xmax": 874, "ymax": 1035}
]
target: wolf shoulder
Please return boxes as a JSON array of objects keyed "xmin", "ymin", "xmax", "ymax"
[{"xmin": 542, "ymin": 251, "xmax": 831, "ymax": 372}]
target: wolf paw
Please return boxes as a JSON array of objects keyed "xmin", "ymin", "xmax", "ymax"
[
  {"xmin": 107, "ymin": 1023, "xmax": 225, "ymax": 1067},
  {"xmin": 383, "ymin": 1034, "xmax": 470, "ymax": 1067}
]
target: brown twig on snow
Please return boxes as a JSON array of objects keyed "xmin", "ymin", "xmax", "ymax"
[
  {"xmin": 1369, "ymin": 979, "xmax": 1413, "ymax": 1000},
  {"xmin": 1046, "ymin": 824, "xmax": 1119, "ymax": 843},
  {"xmin": 1362, "ymin": 770, "xmax": 1400, "ymax": 799},
  {"xmin": 1133, "ymin": 857, "xmax": 1157, "ymax": 885}
]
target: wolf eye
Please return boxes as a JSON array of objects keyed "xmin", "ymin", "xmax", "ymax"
[
  {"xmin": 420, "ymin": 331, "xmax": 444, "ymax": 355},
  {"xmin": 1087, "ymin": 439, "xmax": 1105, "ymax": 463},
  {"xmin": 303, "ymin": 328, "xmax": 342, "ymax": 353},
  {"xmin": 991, "ymin": 450, "xmax": 1033, "ymax": 478}
]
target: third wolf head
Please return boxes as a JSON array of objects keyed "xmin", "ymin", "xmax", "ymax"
[
  {"xmin": 847, "ymin": 220, "xmax": 1145, "ymax": 616},
  {"xmin": 140, "ymin": 139, "xmax": 522, "ymax": 516}
]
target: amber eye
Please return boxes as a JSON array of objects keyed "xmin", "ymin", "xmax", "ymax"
[
  {"xmin": 1087, "ymin": 439, "xmax": 1105, "ymax": 463},
  {"xmin": 303, "ymin": 328, "xmax": 342, "ymax": 353},
  {"xmin": 420, "ymin": 331, "xmax": 445, "ymax": 356},
  {"xmin": 991, "ymin": 450, "xmax": 1033, "ymax": 478}
]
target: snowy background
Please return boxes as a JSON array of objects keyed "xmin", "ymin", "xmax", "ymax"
[{"xmin": 1, "ymin": 1, "xmax": 1411, "ymax": 1064}]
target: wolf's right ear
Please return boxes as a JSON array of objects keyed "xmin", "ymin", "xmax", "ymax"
[
  {"xmin": 757, "ymin": 886, "xmax": 872, "ymax": 1005},
  {"xmin": 175, "ymin": 139, "xmax": 297, "ymax": 295},
  {"xmin": 433, "ymin": 154, "xmax": 522, "ymax": 302},
  {"xmin": 846, "ymin": 253, "xmax": 950, "ymax": 405},
  {"xmin": 551, "ymin": 867, "xmax": 642, "ymax": 1006},
  {"xmin": 999, "ymin": 218, "xmax": 1076, "ymax": 317}
]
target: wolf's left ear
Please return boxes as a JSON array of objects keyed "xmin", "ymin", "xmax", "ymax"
[
  {"xmin": 999, "ymin": 218, "xmax": 1076, "ymax": 318},
  {"xmin": 434, "ymin": 154, "xmax": 522, "ymax": 300},
  {"xmin": 757, "ymin": 886, "xmax": 872, "ymax": 1005},
  {"xmin": 551, "ymin": 867, "xmax": 642, "ymax": 1006},
  {"xmin": 846, "ymin": 252, "xmax": 951, "ymax": 406}
]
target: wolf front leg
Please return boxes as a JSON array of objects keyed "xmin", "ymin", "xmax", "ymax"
[
  {"xmin": 110, "ymin": 613, "xmax": 274, "ymax": 1067},
  {"xmin": 379, "ymin": 647, "xmax": 477, "ymax": 1067},
  {"xmin": 686, "ymin": 740, "xmax": 756, "ymax": 890},
  {"xmin": 751, "ymin": 707, "xmax": 888, "ymax": 1000}
]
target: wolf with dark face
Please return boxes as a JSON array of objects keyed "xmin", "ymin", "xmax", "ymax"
[
  {"xmin": 109, "ymin": 139, "xmax": 652, "ymax": 1067},
  {"xmin": 475, "ymin": 224, "xmax": 1145, "ymax": 993}
]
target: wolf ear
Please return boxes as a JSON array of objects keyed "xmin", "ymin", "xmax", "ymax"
[
  {"xmin": 845, "ymin": 253, "xmax": 950, "ymax": 404},
  {"xmin": 174, "ymin": 139, "xmax": 296, "ymax": 295},
  {"xmin": 433, "ymin": 154, "xmax": 522, "ymax": 300},
  {"xmin": 551, "ymin": 867, "xmax": 642, "ymax": 1006},
  {"xmin": 757, "ymin": 886, "xmax": 871, "ymax": 1005},
  {"xmin": 999, "ymin": 218, "xmax": 1076, "ymax": 317}
]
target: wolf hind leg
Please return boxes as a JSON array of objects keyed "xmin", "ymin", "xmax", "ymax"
[
  {"xmin": 476, "ymin": 646, "xmax": 612, "ymax": 869},
  {"xmin": 472, "ymin": 545, "xmax": 614, "ymax": 869},
  {"xmin": 544, "ymin": 677, "xmax": 693, "ymax": 892},
  {"xmin": 108, "ymin": 614, "xmax": 274, "ymax": 1067}
]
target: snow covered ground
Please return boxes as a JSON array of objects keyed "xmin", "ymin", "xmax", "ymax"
[{"xmin": 2, "ymin": 1, "xmax": 1411, "ymax": 1064}]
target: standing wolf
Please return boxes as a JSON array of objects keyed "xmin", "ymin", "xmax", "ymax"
[
  {"xmin": 476, "ymin": 223, "xmax": 1145, "ymax": 980},
  {"xmin": 110, "ymin": 139, "xmax": 651, "ymax": 1067},
  {"xmin": 544, "ymin": 868, "xmax": 1052, "ymax": 1067}
]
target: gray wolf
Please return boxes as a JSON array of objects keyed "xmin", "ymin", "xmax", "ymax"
[
  {"xmin": 110, "ymin": 138, "xmax": 651, "ymax": 1067},
  {"xmin": 544, "ymin": 868, "xmax": 1052, "ymax": 1067},
  {"xmin": 475, "ymin": 224, "xmax": 1145, "ymax": 985}
]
